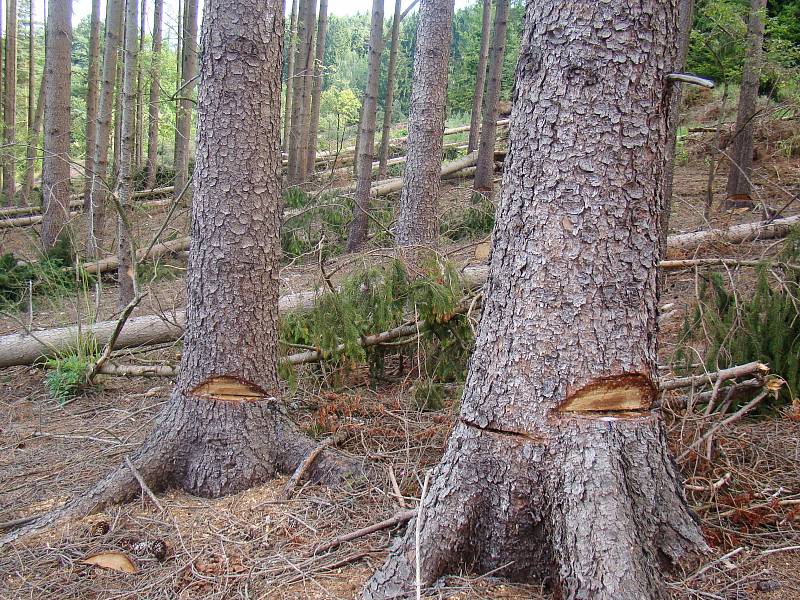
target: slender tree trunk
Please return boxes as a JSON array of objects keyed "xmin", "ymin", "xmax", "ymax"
[
  {"xmin": 363, "ymin": 1, "xmax": 705, "ymax": 598},
  {"xmin": 1, "ymin": 0, "xmax": 358, "ymax": 546},
  {"xmin": 134, "ymin": 0, "xmax": 146, "ymax": 173},
  {"xmin": 472, "ymin": 0, "xmax": 507, "ymax": 192},
  {"xmin": 467, "ymin": 0, "xmax": 491, "ymax": 154},
  {"xmin": 27, "ymin": 0, "xmax": 33, "ymax": 133},
  {"xmin": 176, "ymin": 0, "xmax": 182, "ymax": 108},
  {"xmin": 305, "ymin": 0, "xmax": 328, "ymax": 175},
  {"xmin": 283, "ymin": 0, "xmax": 298, "ymax": 152},
  {"xmin": 21, "ymin": 43, "xmax": 43, "ymax": 207},
  {"xmin": 297, "ymin": 0, "xmax": 317, "ymax": 182},
  {"xmin": 394, "ymin": 0, "xmax": 454, "ymax": 263},
  {"xmin": 41, "ymin": 0, "xmax": 72, "ymax": 251},
  {"xmin": 112, "ymin": 57, "xmax": 123, "ymax": 186},
  {"xmin": 174, "ymin": 0, "xmax": 198, "ymax": 200},
  {"xmin": 345, "ymin": 0, "xmax": 384, "ymax": 252},
  {"xmin": 377, "ymin": 0, "xmax": 403, "ymax": 180},
  {"xmin": 287, "ymin": 0, "xmax": 308, "ymax": 184},
  {"xmin": 87, "ymin": 0, "xmax": 124, "ymax": 257},
  {"xmin": 724, "ymin": 0, "xmax": 766, "ymax": 206},
  {"xmin": 117, "ymin": 0, "xmax": 140, "ymax": 307},
  {"xmin": 82, "ymin": 0, "xmax": 102, "ymax": 212},
  {"xmin": 145, "ymin": 0, "xmax": 164, "ymax": 188},
  {"xmin": 660, "ymin": 0, "xmax": 694, "ymax": 262},
  {"xmin": 4, "ymin": 0, "xmax": 18, "ymax": 205}
]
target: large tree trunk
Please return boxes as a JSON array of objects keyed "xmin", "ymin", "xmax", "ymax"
[
  {"xmin": 724, "ymin": 0, "xmax": 766, "ymax": 207},
  {"xmin": 394, "ymin": 0, "xmax": 454, "ymax": 261},
  {"xmin": 305, "ymin": 0, "xmax": 328, "ymax": 175},
  {"xmin": 346, "ymin": 0, "xmax": 384, "ymax": 253},
  {"xmin": 117, "ymin": 0, "xmax": 140, "ymax": 307},
  {"xmin": 4, "ymin": 0, "xmax": 18, "ymax": 206},
  {"xmin": 82, "ymin": 0, "xmax": 102, "ymax": 214},
  {"xmin": 145, "ymin": 0, "xmax": 164, "ymax": 188},
  {"xmin": 467, "ymin": 0, "xmax": 491, "ymax": 154},
  {"xmin": 134, "ymin": 0, "xmax": 146, "ymax": 173},
  {"xmin": 282, "ymin": 0, "xmax": 299, "ymax": 152},
  {"xmin": 173, "ymin": 0, "xmax": 199, "ymax": 201},
  {"xmin": 472, "ymin": 0, "xmax": 507, "ymax": 192},
  {"xmin": 377, "ymin": 0, "xmax": 404, "ymax": 180},
  {"xmin": 40, "ymin": 0, "xmax": 72, "ymax": 251},
  {"xmin": 86, "ymin": 0, "xmax": 125, "ymax": 257},
  {"xmin": 659, "ymin": 0, "xmax": 694, "ymax": 262},
  {"xmin": 363, "ymin": 1, "xmax": 706, "ymax": 598},
  {"xmin": 1, "ymin": 0, "xmax": 356, "ymax": 548}
]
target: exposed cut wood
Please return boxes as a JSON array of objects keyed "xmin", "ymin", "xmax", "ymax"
[
  {"xmin": 559, "ymin": 373, "xmax": 656, "ymax": 412},
  {"xmin": 191, "ymin": 376, "xmax": 269, "ymax": 401}
]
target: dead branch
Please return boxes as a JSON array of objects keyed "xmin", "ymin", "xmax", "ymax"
[
  {"xmin": 313, "ymin": 509, "xmax": 415, "ymax": 554},
  {"xmin": 282, "ymin": 433, "xmax": 344, "ymax": 499},
  {"xmin": 660, "ymin": 362, "xmax": 769, "ymax": 391}
]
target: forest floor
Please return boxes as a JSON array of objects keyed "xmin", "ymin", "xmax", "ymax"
[{"xmin": 1, "ymin": 101, "xmax": 800, "ymax": 598}]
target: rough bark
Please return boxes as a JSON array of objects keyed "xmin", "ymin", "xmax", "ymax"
[
  {"xmin": 174, "ymin": 0, "xmax": 198, "ymax": 200},
  {"xmin": 117, "ymin": 0, "xmax": 140, "ymax": 307},
  {"xmin": 724, "ymin": 0, "xmax": 766, "ymax": 206},
  {"xmin": 134, "ymin": 0, "xmax": 147, "ymax": 173},
  {"xmin": 377, "ymin": 0, "xmax": 404, "ymax": 180},
  {"xmin": 0, "ymin": 0, "xmax": 358, "ymax": 549},
  {"xmin": 145, "ymin": 0, "xmax": 164, "ymax": 188},
  {"xmin": 345, "ymin": 0, "xmax": 384, "ymax": 252},
  {"xmin": 363, "ymin": 1, "xmax": 706, "ymax": 597},
  {"xmin": 305, "ymin": 0, "xmax": 328, "ymax": 175},
  {"xmin": 4, "ymin": 0, "xmax": 18, "ymax": 205},
  {"xmin": 467, "ymin": 0, "xmax": 491, "ymax": 154},
  {"xmin": 82, "ymin": 0, "xmax": 102, "ymax": 213},
  {"xmin": 282, "ymin": 0, "xmax": 298, "ymax": 152},
  {"xmin": 394, "ymin": 0, "xmax": 455, "ymax": 258},
  {"xmin": 472, "ymin": 0, "xmax": 507, "ymax": 192},
  {"xmin": 660, "ymin": 0, "xmax": 694, "ymax": 260},
  {"xmin": 41, "ymin": 0, "xmax": 72, "ymax": 251},
  {"xmin": 86, "ymin": 0, "xmax": 124, "ymax": 256}
]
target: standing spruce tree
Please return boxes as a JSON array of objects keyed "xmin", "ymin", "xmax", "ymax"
[
  {"xmin": 377, "ymin": 0, "xmax": 404, "ymax": 179},
  {"xmin": 305, "ymin": 0, "xmax": 328, "ymax": 174},
  {"xmin": 86, "ymin": 0, "xmax": 125, "ymax": 256},
  {"xmin": 472, "ymin": 0, "xmax": 508, "ymax": 192},
  {"xmin": 146, "ymin": 0, "xmax": 164, "ymax": 188},
  {"xmin": 117, "ymin": 0, "xmax": 140, "ymax": 307},
  {"xmin": 395, "ymin": 0, "xmax": 455, "ymax": 262},
  {"xmin": 4, "ymin": 0, "xmax": 17, "ymax": 205},
  {"xmin": 346, "ymin": 0, "xmax": 385, "ymax": 252},
  {"xmin": 174, "ymin": 0, "xmax": 199, "ymax": 200},
  {"xmin": 363, "ymin": 1, "xmax": 706, "ymax": 598},
  {"xmin": 283, "ymin": 0, "xmax": 299, "ymax": 152},
  {"xmin": 83, "ymin": 0, "xmax": 102, "ymax": 213},
  {"xmin": 467, "ymin": 0, "xmax": 492, "ymax": 154},
  {"xmin": 41, "ymin": 0, "xmax": 72, "ymax": 251},
  {"xmin": 725, "ymin": 0, "xmax": 767, "ymax": 207},
  {"xmin": 21, "ymin": 0, "xmax": 42, "ymax": 207},
  {"xmin": 2, "ymin": 0, "xmax": 356, "ymax": 546}
]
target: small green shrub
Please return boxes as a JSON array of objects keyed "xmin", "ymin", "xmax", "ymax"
[
  {"xmin": 412, "ymin": 380, "xmax": 446, "ymax": 411},
  {"xmin": 441, "ymin": 193, "xmax": 496, "ymax": 241},
  {"xmin": 281, "ymin": 193, "xmax": 352, "ymax": 259},
  {"xmin": 44, "ymin": 353, "xmax": 96, "ymax": 404},
  {"xmin": 0, "ymin": 235, "xmax": 85, "ymax": 309},
  {"xmin": 674, "ymin": 232, "xmax": 800, "ymax": 409}
]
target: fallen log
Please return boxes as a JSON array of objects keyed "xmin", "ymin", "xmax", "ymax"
[
  {"xmin": 667, "ymin": 215, "xmax": 800, "ymax": 257},
  {"xmin": 0, "ymin": 196, "xmax": 177, "ymax": 229},
  {"xmin": 660, "ymin": 362, "xmax": 769, "ymax": 391},
  {"xmin": 4, "ymin": 214, "xmax": 798, "ymax": 368}
]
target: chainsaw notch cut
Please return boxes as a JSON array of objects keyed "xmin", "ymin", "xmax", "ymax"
[
  {"xmin": 191, "ymin": 376, "xmax": 267, "ymax": 402},
  {"xmin": 558, "ymin": 373, "xmax": 656, "ymax": 413}
]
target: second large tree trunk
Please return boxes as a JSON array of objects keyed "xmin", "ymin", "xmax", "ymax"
[
  {"xmin": 41, "ymin": 0, "xmax": 72, "ymax": 251},
  {"xmin": 346, "ymin": 0, "xmax": 384, "ymax": 252},
  {"xmin": 724, "ymin": 0, "xmax": 766, "ymax": 207},
  {"xmin": 394, "ymin": 0, "xmax": 455, "ymax": 261},
  {"xmin": 471, "ymin": 0, "xmax": 508, "ymax": 192},
  {"xmin": 363, "ymin": 1, "xmax": 705, "ymax": 598}
]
